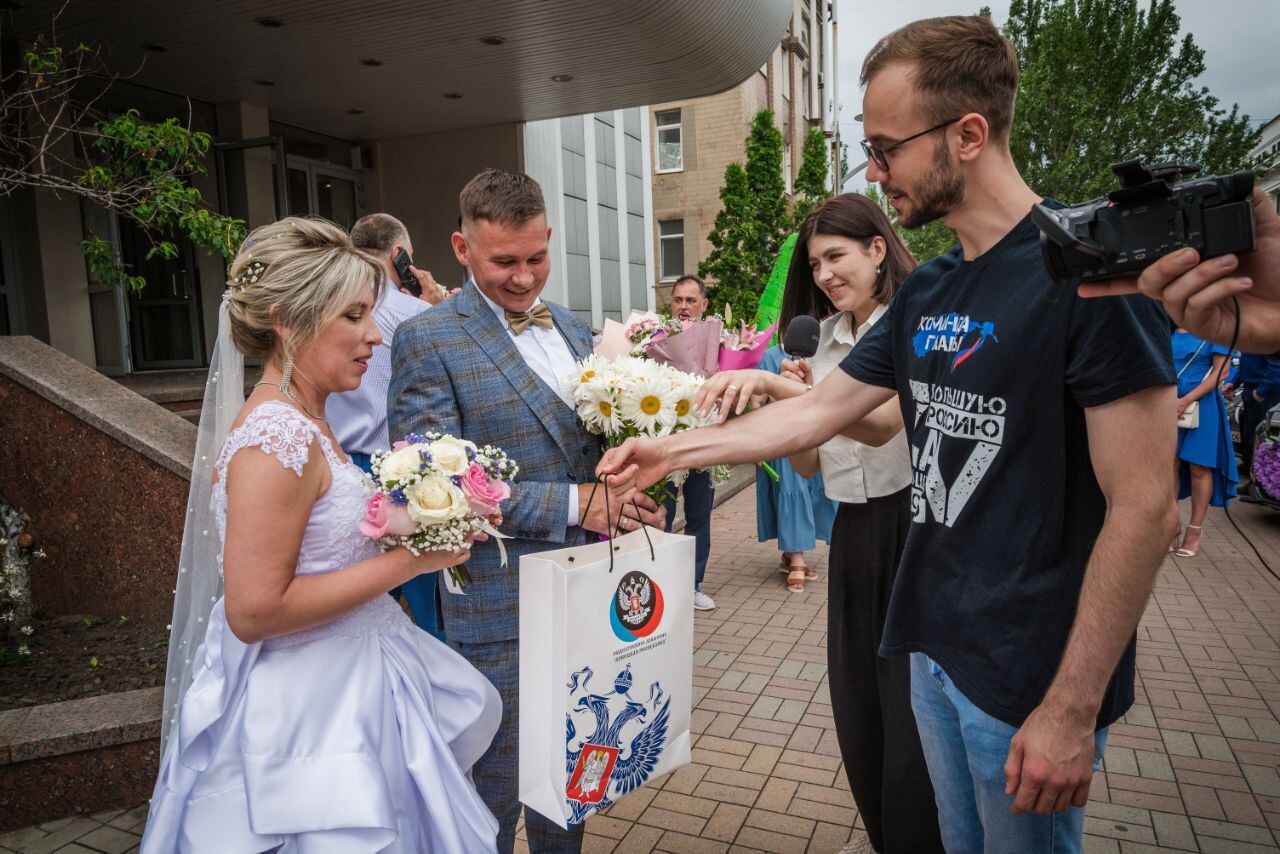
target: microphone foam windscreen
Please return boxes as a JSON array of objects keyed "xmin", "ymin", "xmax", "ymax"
[{"xmin": 782, "ymin": 315, "xmax": 821, "ymax": 359}]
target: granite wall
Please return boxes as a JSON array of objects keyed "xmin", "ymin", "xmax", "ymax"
[{"xmin": 0, "ymin": 338, "xmax": 195, "ymax": 623}]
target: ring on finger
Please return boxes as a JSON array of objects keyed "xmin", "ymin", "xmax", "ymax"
[{"xmin": 726, "ymin": 385, "xmax": 739, "ymax": 392}]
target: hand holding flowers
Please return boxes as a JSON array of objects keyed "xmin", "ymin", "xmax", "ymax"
[{"xmin": 361, "ymin": 433, "xmax": 517, "ymax": 591}]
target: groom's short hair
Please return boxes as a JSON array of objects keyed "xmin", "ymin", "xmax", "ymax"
[{"xmin": 460, "ymin": 169, "xmax": 546, "ymax": 229}]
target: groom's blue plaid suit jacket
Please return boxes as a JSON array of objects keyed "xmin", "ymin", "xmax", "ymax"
[{"xmin": 388, "ymin": 282, "xmax": 602, "ymax": 644}]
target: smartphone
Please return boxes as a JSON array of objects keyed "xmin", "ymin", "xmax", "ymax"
[{"xmin": 391, "ymin": 248, "xmax": 421, "ymax": 297}]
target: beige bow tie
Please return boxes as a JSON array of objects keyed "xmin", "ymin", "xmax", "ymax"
[{"xmin": 505, "ymin": 303, "xmax": 554, "ymax": 335}]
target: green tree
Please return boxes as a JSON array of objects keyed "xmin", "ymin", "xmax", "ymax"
[
  {"xmin": 1004, "ymin": 0, "xmax": 1259, "ymax": 203},
  {"xmin": 1, "ymin": 28, "xmax": 245, "ymax": 292},
  {"xmin": 792, "ymin": 127, "xmax": 831, "ymax": 227},
  {"xmin": 700, "ymin": 110, "xmax": 790, "ymax": 321}
]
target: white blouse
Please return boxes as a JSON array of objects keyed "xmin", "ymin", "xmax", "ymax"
[{"xmin": 809, "ymin": 306, "xmax": 912, "ymax": 503}]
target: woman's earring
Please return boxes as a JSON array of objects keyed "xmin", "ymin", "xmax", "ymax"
[
  {"xmin": 875, "ymin": 264, "xmax": 882, "ymax": 275},
  {"xmin": 280, "ymin": 358, "xmax": 294, "ymax": 395}
]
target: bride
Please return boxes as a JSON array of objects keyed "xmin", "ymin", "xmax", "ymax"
[{"xmin": 141, "ymin": 218, "xmax": 501, "ymax": 853}]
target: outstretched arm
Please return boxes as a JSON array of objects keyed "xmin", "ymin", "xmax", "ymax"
[
  {"xmin": 599, "ymin": 369, "xmax": 895, "ymax": 490},
  {"xmin": 1003, "ymin": 383, "xmax": 1178, "ymax": 816}
]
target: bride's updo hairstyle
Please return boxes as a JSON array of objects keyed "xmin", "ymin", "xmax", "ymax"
[{"xmin": 223, "ymin": 217, "xmax": 384, "ymax": 363}]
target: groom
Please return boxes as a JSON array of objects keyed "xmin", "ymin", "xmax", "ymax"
[{"xmin": 388, "ymin": 168, "xmax": 664, "ymax": 853}]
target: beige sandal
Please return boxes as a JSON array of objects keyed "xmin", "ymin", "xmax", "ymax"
[
  {"xmin": 786, "ymin": 567, "xmax": 807, "ymax": 592},
  {"xmin": 778, "ymin": 556, "xmax": 818, "ymax": 580}
]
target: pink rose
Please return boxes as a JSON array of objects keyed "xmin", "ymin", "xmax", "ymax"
[
  {"xmin": 360, "ymin": 492, "xmax": 416, "ymax": 538},
  {"xmin": 391, "ymin": 440, "xmax": 410, "ymax": 450},
  {"xmin": 459, "ymin": 463, "xmax": 511, "ymax": 515}
]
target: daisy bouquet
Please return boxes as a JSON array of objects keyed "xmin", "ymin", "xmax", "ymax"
[
  {"xmin": 360, "ymin": 432, "xmax": 517, "ymax": 591},
  {"xmin": 565, "ymin": 354, "xmax": 709, "ymax": 502}
]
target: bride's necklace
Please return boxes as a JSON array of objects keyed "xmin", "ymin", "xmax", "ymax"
[{"xmin": 254, "ymin": 380, "xmax": 328, "ymax": 425}]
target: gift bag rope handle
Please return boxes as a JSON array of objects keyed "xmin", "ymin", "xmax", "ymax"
[{"xmin": 575, "ymin": 473, "xmax": 655, "ymax": 572}]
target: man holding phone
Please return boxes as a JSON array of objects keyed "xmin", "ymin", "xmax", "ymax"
[{"xmin": 326, "ymin": 212, "xmax": 448, "ymax": 639}]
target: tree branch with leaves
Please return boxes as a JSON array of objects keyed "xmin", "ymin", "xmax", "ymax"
[{"xmin": 0, "ymin": 12, "xmax": 244, "ymax": 292}]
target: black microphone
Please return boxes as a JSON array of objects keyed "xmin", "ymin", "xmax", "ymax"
[{"xmin": 783, "ymin": 315, "xmax": 821, "ymax": 359}]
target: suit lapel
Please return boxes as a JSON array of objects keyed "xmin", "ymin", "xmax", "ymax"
[{"xmin": 457, "ymin": 284, "xmax": 583, "ymax": 466}]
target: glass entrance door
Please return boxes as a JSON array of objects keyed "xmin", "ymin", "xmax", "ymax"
[{"xmin": 120, "ymin": 220, "xmax": 205, "ymax": 370}]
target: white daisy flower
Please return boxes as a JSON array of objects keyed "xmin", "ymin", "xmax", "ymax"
[
  {"xmin": 619, "ymin": 375, "xmax": 679, "ymax": 436},
  {"xmin": 577, "ymin": 379, "xmax": 622, "ymax": 435}
]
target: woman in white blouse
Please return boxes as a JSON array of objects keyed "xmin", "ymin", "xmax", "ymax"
[{"xmin": 709, "ymin": 194, "xmax": 942, "ymax": 853}]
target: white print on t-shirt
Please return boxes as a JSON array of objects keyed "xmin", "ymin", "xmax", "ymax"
[{"xmin": 908, "ymin": 380, "xmax": 1007, "ymax": 527}]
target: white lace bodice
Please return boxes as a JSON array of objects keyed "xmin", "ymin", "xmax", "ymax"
[{"xmin": 212, "ymin": 400, "xmax": 382, "ymax": 579}]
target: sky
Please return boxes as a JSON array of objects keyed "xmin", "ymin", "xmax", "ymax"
[{"xmin": 834, "ymin": 0, "xmax": 1280, "ymax": 190}]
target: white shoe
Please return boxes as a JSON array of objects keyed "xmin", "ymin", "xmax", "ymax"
[{"xmin": 692, "ymin": 589, "xmax": 716, "ymax": 611}]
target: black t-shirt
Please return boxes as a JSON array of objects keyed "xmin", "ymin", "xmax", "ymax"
[{"xmin": 840, "ymin": 207, "xmax": 1174, "ymax": 729}]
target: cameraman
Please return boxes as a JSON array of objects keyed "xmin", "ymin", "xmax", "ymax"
[
  {"xmin": 600, "ymin": 16, "xmax": 1178, "ymax": 852},
  {"xmin": 1083, "ymin": 189, "xmax": 1280, "ymax": 354}
]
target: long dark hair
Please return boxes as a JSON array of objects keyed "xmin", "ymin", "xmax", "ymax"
[{"xmin": 779, "ymin": 193, "xmax": 916, "ymax": 338}]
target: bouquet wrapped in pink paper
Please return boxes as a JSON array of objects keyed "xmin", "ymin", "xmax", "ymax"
[
  {"xmin": 361, "ymin": 431, "xmax": 517, "ymax": 590},
  {"xmin": 717, "ymin": 318, "xmax": 778, "ymax": 371},
  {"xmin": 646, "ymin": 317, "xmax": 723, "ymax": 377}
]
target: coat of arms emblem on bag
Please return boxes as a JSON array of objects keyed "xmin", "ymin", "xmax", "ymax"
[{"xmin": 564, "ymin": 664, "xmax": 670, "ymax": 823}]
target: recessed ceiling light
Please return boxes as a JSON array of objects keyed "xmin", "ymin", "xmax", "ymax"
[
  {"xmin": 443, "ymin": 92, "xmax": 463, "ymax": 99},
  {"xmin": 255, "ymin": 16, "xmax": 283, "ymax": 28},
  {"xmin": 346, "ymin": 108, "xmax": 364, "ymax": 115},
  {"xmin": 359, "ymin": 58, "xmax": 383, "ymax": 67},
  {"xmin": 253, "ymin": 78, "xmax": 276, "ymax": 87},
  {"xmin": 141, "ymin": 43, "xmax": 166, "ymax": 53},
  {"xmin": 479, "ymin": 35, "xmax": 506, "ymax": 46},
  {"xmin": 551, "ymin": 74, "xmax": 573, "ymax": 83}
]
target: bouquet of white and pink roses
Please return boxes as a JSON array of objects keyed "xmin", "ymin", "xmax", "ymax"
[
  {"xmin": 360, "ymin": 432, "xmax": 517, "ymax": 590},
  {"xmin": 624, "ymin": 314, "xmax": 685, "ymax": 357}
]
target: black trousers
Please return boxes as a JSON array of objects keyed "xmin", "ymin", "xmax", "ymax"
[{"xmin": 827, "ymin": 489, "xmax": 943, "ymax": 853}]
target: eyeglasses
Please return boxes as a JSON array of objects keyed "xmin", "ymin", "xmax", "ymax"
[{"xmin": 860, "ymin": 117, "xmax": 961, "ymax": 173}]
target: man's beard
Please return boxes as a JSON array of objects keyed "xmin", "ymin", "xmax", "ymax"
[{"xmin": 898, "ymin": 140, "xmax": 965, "ymax": 229}]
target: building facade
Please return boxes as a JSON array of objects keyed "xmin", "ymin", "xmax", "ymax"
[
  {"xmin": 649, "ymin": 0, "xmax": 830, "ymax": 307},
  {"xmin": 0, "ymin": 0, "xmax": 789, "ymax": 373},
  {"xmin": 1252, "ymin": 113, "xmax": 1280, "ymax": 213}
]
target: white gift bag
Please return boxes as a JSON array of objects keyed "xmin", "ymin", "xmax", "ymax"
[{"xmin": 519, "ymin": 526, "xmax": 695, "ymax": 828}]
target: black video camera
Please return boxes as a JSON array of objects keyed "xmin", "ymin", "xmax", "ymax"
[{"xmin": 1030, "ymin": 159, "xmax": 1255, "ymax": 283}]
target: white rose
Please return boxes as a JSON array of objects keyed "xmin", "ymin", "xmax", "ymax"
[
  {"xmin": 379, "ymin": 445, "xmax": 425, "ymax": 485},
  {"xmin": 429, "ymin": 437, "xmax": 474, "ymax": 476},
  {"xmin": 406, "ymin": 474, "xmax": 470, "ymax": 524}
]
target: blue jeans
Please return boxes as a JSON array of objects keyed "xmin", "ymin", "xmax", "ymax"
[
  {"xmin": 910, "ymin": 654, "xmax": 1107, "ymax": 854},
  {"xmin": 350, "ymin": 451, "xmax": 444, "ymax": 642},
  {"xmin": 662, "ymin": 469, "xmax": 713, "ymax": 587},
  {"xmin": 449, "ymin": 638, "xmax": 584, "ymax": 854}
]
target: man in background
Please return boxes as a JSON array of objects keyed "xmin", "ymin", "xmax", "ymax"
[
  {"xmin": 326, "ymin": 212, "xmax": 447, "ymax": 640},
  {"xmin": 666, "ymin": 275, "xmax": 717, "ymax": 611}
]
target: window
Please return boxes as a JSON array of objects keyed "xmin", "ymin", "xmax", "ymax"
[
  {"xmin": 659, "ymin": 219, "xmax": 684, "ymax": 280},
  {"xmin": 655, "ymin": 109, "xmax": 683, "ymax": 173}
]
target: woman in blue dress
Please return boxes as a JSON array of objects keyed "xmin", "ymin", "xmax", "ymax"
[
  {"xmin": 755, "ymin": 343, "xmax": 838, "ymax": 591},
  {"xmin": 1172, "ymin": 329, "xmax": 1238, "ymax": 557}
]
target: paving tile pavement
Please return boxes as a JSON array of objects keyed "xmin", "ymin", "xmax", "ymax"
[{"xmin": 4, "ymin": 488, "xmax": 1279, "ymax": 853}]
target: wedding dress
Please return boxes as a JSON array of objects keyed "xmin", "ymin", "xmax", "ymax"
[{"xmin": 141, "ymin": 400, "xmax": 501, "ymax": 853}]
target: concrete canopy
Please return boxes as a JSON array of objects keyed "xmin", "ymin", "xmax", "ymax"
[{"xmin": 7, "ymin": 0, "xmax": 793, "ymax": 139}]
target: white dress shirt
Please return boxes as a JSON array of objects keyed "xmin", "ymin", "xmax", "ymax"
[
  {"xmin": 476, "ymin": 285, "xmax": 582, "ymax": 526},
  {"xmin": 326, "ymin": 281, "xmax": 429, "ymax": 455},
  {"xmin": 810, "ymin": 306, "xmax": 912, "ymax": 503}
]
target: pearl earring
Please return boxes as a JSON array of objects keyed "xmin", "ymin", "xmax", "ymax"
[{"xmin": 875, "ymin": 264, "xmax": 882, "ymax": 275}]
